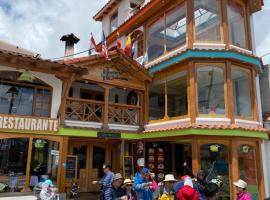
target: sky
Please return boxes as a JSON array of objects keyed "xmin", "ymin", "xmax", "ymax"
[{"xmin": 0, "ymin": 0, "xmax": 270, "ymax": 63}]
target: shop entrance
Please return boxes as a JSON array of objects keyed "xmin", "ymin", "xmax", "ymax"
[{"xmin": 67, "ymin": 139, "xmax": 120, "ymax": 192}]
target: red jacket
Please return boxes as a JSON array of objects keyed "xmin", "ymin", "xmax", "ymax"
[{"xmin": 177, "ymin": 185, "xmax": 199, "ymax": 200}]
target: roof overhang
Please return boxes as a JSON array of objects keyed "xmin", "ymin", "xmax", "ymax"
[
  {"xmin": 94, "ymin": 0, "xmax": 122, "ymax": 21},
  {"xmin": 0, "ymin": 49, "xmax": 88, "ymax": 79}
]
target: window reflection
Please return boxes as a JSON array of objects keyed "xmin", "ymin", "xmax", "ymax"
[
  {"xmin": 194, "ymin": 0, "xmax": 222, "ymax": 42},
  {"xmin": 197, "ymin": 66, "xmax": 225, "ymax": 116},
  {"xmin": 110, "ymin": 12, "xmax": 118, "ymax": 33},
  {"xmin": 149, "ymin": 79, "xmax": 165, "ymax": 120}
]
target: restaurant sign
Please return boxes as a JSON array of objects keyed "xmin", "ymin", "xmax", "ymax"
[{"xmin": 0, "ymin": 114, "xmax": 59, "ymax": 132}]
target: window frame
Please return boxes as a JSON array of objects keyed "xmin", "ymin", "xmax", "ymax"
[{"xmin": 110, "ymin": 11, "xmax": 118, "ymax": 33}]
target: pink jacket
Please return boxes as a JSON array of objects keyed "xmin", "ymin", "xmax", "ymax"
[{"xmin": 236, "ymin": 192, "xmax": 252, "ymax": 200}]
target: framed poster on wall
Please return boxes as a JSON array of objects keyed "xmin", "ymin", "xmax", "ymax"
[
  {"xmin": 65, "ymin": 155, "xmax": 78, "ymax": 179},
  {"xmin": 123, "ymin": 156, "xmax": 134, "ymax": 179}
]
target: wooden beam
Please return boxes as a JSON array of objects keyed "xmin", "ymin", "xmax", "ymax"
[
  {"xmin": 59, "ymin": 136, "xmax": 69, "ymax": 192},
  {"xmin": 187, "ymin": 0, "xmax": 194, "ymax": 49},
  {"xmin": 231, "ymin": 140, "xmax": 239, "ymax": 198},
  {"xmin": 103, "ymin": 85, "xmax": 111, "ymax": 129},
  {"xmin": 189, "ymin": 61, "xmax": 196, "ymax": 124},
  {"xmin": 221, "ymin": 0, "xmax": 229, "ymax": 49},
  {"xmin": 192, "ymin": 136, "xmax": 199, "ymax": 175},
  {"xmin": 25, "ymin": 136, "xmax": 33, "ymax": 191},
  {"xmin": 226, "ymin": 61, "xmax": 235, "ymax": 124}
]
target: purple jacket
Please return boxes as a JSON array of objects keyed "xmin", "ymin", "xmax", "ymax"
[{"xmin": 236, "ymin": 192, "xmax": 252, "ymax": 200}]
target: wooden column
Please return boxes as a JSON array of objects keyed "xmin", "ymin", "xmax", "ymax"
[
  {"xmin": 231, "ymin": 140, "xmax": 239, "ymax": 198},
  {"xmin": 189, "ymin": 61, "xmax": 196, "ymax": 124},
  {"xmin": 59, "ymin": 136, "xmax": 69, "ymax": 192},
  {"xmin": 246, "ymin": 4, "xmax": 252, "ymax": 51},
  {"xmin": 192, "ymin": 136, "xmax": 199, "ymax": 175},
  {"xmin": 103, "ymin": 86, "xmax": 111, "ymax": 129},
  {"xmin": 252, "ymin": 69, "xmax": 259, "ymax": 121},
  {"xmin": 226, "ymin": 61, "xmax": 235, "ymax": 124},
  {"xmin": 187, "ymin": 0, "xmax": 194, "ymax": 49},
  {"xmin": 25, "ymin": 137, "xmax": 33, "ymax": 191},
  {"xmin": 139, "ymin": 91, "xmax": 144, "ymax": 127},
  {"xmin": 257, "ymin": 141, "xmax": 266, "ymax": 199},
  {"xmin": 144, "ymin": 81, "xmax": 149, "ymax": 124},
  {"xmin": 221, "ymin": 0, "xmax": 229, "ymax": 49}
]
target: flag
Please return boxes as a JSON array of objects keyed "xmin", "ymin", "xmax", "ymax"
[
  {"xmin": 140, "ymin": 48, "xmax": 148, "ymax": 66},
  {"xmin": 124, "ymin": 34, "xmax": 132, "ymax": 57},
  {"xmin": 89, "ymin": 32, "xmax": 97, "ymax": 55},
  {"xmin": 117, "ymin": 32, "xmax": 122, "ymax": 49},
  {"xmin": 101, "ymin": 30, "xmax": 110, "ymax": 60},
  {"xmin": 131, "ymin": 43, "xmax": 136, "ymax": 59}
]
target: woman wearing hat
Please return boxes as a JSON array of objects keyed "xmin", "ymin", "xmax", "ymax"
[
  {"xmin": 233, "ymin": 179, "xmax": 252, "ymax": 200},
  {"xmin": 123, "ymin": 179, "xmax": 137, "ymax": 200},
  {"xmin": 157, "ymin": 174, "xmax": 177, "ymax": 200}
]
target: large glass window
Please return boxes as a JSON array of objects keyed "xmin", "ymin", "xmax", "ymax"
[
  {"xmin": 149, "ymin": 79, "xmax": 165, "ymax": 120},
  {"xmin": 110, "ymin": 12, "xmax": 118, "ymax": 33},
  {"xmin": 0, "ymin": 138, "xmax": 29, "ymax": 192},
  {"xmin": 232, "ymin": 67, "xmax": 252, "ymax": 118},
  {"xmin": 227, "ymin": 0, "xmax": 247, "ymax": 49},
  {"xmin": 200, "ymin": 143, "xmax": 230, "ymax": 198},
  {"xmin": 194, "ymin": 0, "xmax": 222, "ymax": 43},
  {"xmin": 197, "ymin": 66, "xmax": 225, "ymax": 116},
  {"xmin": 238, "ymin": 144, "xmax": 259, "ymax": 199},
  {"xmin": 165, "ymin": 2, "xmax": 187, "ymax": 51}
]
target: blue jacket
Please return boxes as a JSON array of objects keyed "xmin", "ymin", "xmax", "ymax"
[
  {"xmin": 104, "ymin": 184, "xmax": 126, "ymax": 200},
  {"xmin": 134, "ymin": 172, "xmax": 153, "ymax": 200}
]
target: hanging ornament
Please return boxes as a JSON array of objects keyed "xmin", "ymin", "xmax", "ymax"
[{"xmin": 17, "ymin": 70, "xmax": 35, "ymax": 83}]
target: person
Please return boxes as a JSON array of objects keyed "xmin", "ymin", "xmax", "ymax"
[
  {"xmin": 233, "ymin": 179, "xmax": 252, "ymax": 200},
  {"xmin": 123, "ymin": 179, "xmax": 137, "ymax": 200},
  {"xmin": 174, "ymin": 175, "xmax": 190, "ymax": 195},
  {"xmin": 156, "ymin": 174, "xmax": 177, "ymax": 200},
  {"xmin": 204, "ymin": 183, "xmax": 219, "ymax": 200},
  {"xmin": 134, "ymin": 167, "xmax": 153, "ymax": 200},
  {"xmin": 150, "ymin": 173, "xmax": 158, "ymax": 192},
  {"xmin": 92, "ymin": 163, "xmax": 114, "ymax": 200},
  {"xmin": 104, "ymin": 173, "xmax": 127, "ymax": 200},
  {"xmin": 194, "ymin": 170, "xmax": 207, "ymax": 200},
  {"xmin": 177, "ymin": 177, "xmax": 199, "ymax": 200},
  {"xmin": 40, "ymin": 179, "xmax": 57, "ymax": 200},
  {"xmin": 70, "ymin": 179, "xmax": 79, "ymax": 200}
]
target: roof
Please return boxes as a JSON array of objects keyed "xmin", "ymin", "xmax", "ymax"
[
  {"xmin": 94, "ymin": 0, "xmax": 121, "ymax": 21},
  {"xmin": 0, "ymin": 49, "xmax": 88, "ymax": 77},
  {"xmin": 66, "ymin": 49, "xmax": 152, "ymax": 82},
  {"xmin": 0, "ymin": 40, "xmax": 38, "ymax": 57}
]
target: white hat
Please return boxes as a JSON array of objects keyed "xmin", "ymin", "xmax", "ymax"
[
  {"xmin": 137, "ymin": 158, "xmax": 145, "ymax": 167},
  {"xmin": 233, "ymin": 179, "xmax": 247, "ymax": 189},
  {"xmin": 163, "ymin": 174, "xmax": 177, "ymax": 182},
  {"xmin": 123, "ymin": 179, "xmax": 133, "ymax": 186},
  {"xmin": 184, "ymin": 177, "xmax": 193, "ymax": 188}
]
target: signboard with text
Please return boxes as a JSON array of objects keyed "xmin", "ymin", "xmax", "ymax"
[{"xmin": 0, "ymin": 114, "xmax": 59, "ymax": 132}]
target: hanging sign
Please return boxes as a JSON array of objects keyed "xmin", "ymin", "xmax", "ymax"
[
  {"xmin": 0, "ymin": 114, "xmax": 59, "ymax": 132},
  {"xmin": 101, "ymin": 67, "xmax": 128, "ymax": 81}
]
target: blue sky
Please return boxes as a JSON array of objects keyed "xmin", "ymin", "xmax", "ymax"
[{"xmin": 0, "ymin": 0, "xmax": 270, "ymax": 64}]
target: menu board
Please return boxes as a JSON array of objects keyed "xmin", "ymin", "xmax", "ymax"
[
  {"xmin": 65, "ymin": 155, "xmax": 78, "ymax": 179},
  {"xmin": 123, "ymin": 156, "xmax": 134, "ymax": 179}
]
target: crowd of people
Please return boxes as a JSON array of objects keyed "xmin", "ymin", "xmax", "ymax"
[{"xmin": 92, "ymin": 163, "xmax": 253, "ymax": 200}]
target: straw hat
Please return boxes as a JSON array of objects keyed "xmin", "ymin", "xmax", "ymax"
[
  {"xmin": 163, "ymin": 174, "xmax": 177, "ymax": 182},
  {"xmin": 113, "ymin": 173, "xmax": 123, "ymax": 181},
  {"xmin": 233, "ymin": 179, "xmax": 247, "ymax": 189},
  {"xmin": 123, "ymin": 179, "xmax": 133, "ymax": 187}
]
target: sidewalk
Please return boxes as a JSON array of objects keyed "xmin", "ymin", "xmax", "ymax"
[{"xmin": 0, "ymin": 196, "xmax": 37, "ymax": 200}]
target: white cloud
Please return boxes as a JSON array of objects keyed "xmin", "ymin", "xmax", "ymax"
[{"xmin": 0, "ymin": 0, "xmax": 108, "ymax": 59}]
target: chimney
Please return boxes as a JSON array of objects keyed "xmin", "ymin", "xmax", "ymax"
[{"xmin": 60, "ymin": 33, "xmax": 80, "ymax": 59}]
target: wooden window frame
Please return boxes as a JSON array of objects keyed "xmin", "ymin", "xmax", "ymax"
[
  {"xmin": 110, "ymin": 11, "xmax": 118, "ymax": 34},
  {"xmin": 195, "ymin": 62, "xmax": 227, "ymax": 118}
]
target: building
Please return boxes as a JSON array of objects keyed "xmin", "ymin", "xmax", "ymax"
[{"xmin": 0, "ymin": 0, "xmax": 268, "ymax": 199}]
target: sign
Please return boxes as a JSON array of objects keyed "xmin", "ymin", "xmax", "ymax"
[
  {"xmin": 51, "ymin": 150, "xmax": 59, "ymax": 156},
  {"xmin": 101, "ymin": 67, "xmax": 128, "ymax": 81},
  {"xmin": 0, "ymin": 114, "xmax": 59, "ymax": 132},
  {"xmin": 66, "ymin": 155, "xmax": 77, "ymax": 179},
  {"xmin": 97, "ymin": 132, "xmax": 121, "ymax": 139},
  {"xmin": 123, "ymin": 156, "xmax": 134, "ymax": 179}
]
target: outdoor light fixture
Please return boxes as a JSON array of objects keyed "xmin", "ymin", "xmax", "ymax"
[
  {"xmin": 210, "ymin": 144, "xmax": 220, "ymax": 153},
  {"xmin": 17, "ymin": 70, "xmax": 35, "ymax": 83},
  {"xmin": 34, "ymin": 139, "xmax": 47, "ymax": 148},
  {"xmin": 242, "ymin": 145, "xmax": 250, "ymax": 154}
]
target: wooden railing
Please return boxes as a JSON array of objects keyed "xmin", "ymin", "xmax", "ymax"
[
  {"xmin": 65, "ymin": 98, "xmax": 141, "ymax": 126},
  {"xmin": 108, "ymin": 102, "xmax": 140, "ymax": 125},
  {"xmin": 65, "ymin": 98, "xmax": 104, "ymax": 123}
]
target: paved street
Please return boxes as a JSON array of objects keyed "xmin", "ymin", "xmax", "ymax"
[{"xmin": 0, "ymin": 196, "xmax": 37, "ymax": 200}]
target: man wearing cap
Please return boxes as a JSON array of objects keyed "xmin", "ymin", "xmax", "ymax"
[
  {"xmin": 104, "ymin": 173, "xmax": 127, "ymax": 200},
  {"xmin": 93, "ymin": 163, "xmax": 114, "ymax": 200},
  {"xmin": 233, "ymin": 179, "xmax": 252, "ymax": 200},
  {"xmin": 134, "ymin": 167, "xmax": 153, "ymax": 200},
  {"xmin": 155, "ymin": 174, "xmax": 177, "ymax": 200},
  {"xmin": 40, "ymin": 179, "xmax": 57, "ymax": 200}
]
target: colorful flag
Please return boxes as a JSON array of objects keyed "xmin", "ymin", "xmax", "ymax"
[
  {"xmin": 131, "ymin": 43, "xmax": 136, "ymax": 59},
  {"xmin": 124, "ymin": 34, "xmax": 132, "ymax": 57},
  {"xmin": 89, "ymin": 32, "xmax": 97, "ymax": 55},
  {"xmin": 101, "ymin": 31, "xmax": 110, "ymax": 60},
  {"xmin": 117, "ymin": 32, "xmax": 122, "ymax": 49},
  {"xmin": 140, "ymin": 48, "xmax": 148, "ymax": 66}
]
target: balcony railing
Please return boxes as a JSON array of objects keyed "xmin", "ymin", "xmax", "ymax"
[
  {"xmin": 65, "ymin": 98, "xmax": 104, "ymax": 123},
  {"xmin": 65, "ymin": 98, "xmax": 141, "ymax": 126}
]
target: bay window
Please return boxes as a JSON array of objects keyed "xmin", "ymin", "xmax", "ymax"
[
  {"xmin": 197, "ymin": 65, "xmax": 225, "ymax": 116},
  {"xmin": 194, "ymin": 0, "xmax": 222, "ymax": 43}
]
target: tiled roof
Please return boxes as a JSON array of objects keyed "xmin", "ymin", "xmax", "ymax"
[{"xmin": 143, "ymin": 124, "xmax": 268, "ymax": 133}]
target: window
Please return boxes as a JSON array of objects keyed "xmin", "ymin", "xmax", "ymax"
[
  {"xmin": 194, "ymin": 0, "xmax": 222, "ymax": 43},
  {"xmin": 131, "ymin": 30, "xmax": 144, "ymax": 58},
  {"xmin": 197, "ymin": 65, "xmax": 225, "ymax": 116},
  {"xmin": 232, "ymin": 67, "xmax": 252, "ymax": 118},
  {"xmin": 227, "ymin": 0, "xmax": 247, "ymax": 48},
  {"xmin": 147, "ymin": 2, "xmax": 187, "ymax": 62},
  {"xmin": 149, "ymin": 71, "xmax": 188, "ymax": 121},
  {"xmin": 110, "ymin": 12, "xmax": 118, "ymax": 33}
]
